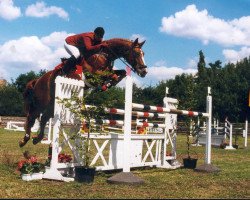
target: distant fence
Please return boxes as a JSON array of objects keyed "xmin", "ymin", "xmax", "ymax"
[
  {"xmin": 1, "ymin": 116, "xmax": 249, "ymax": 136},
  {"xmin": 0, "ymin": 116, "xmax": 25, "ymax": 128}
]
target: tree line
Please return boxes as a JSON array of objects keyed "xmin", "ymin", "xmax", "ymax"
[{"xmin": 0, "ymin": 51, "xmax": 249, "ymax": 123}]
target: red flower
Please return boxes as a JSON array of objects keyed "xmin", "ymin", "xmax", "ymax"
[
  {"xmin": 58, "ymin": 153, "xmax": 72, "ymax": 163},
  {"xmin": 29, "ymin": 156, "xmax": 38, "ymax": 163},
  {"xmin": 17, "ymin": 160, "xmax": 27, "ymax": 170}
]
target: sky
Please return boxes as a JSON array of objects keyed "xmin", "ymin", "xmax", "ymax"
[{"xmin": 1, "ymin": 0, "xmax": 250, "ymax": 87}]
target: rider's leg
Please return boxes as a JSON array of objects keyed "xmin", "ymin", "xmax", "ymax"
[{"xmin": 62, "ymin": 42, "xmax": 80, "ymax": 74}]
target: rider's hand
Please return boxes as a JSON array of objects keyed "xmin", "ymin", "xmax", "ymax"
[{"xmin": 100, "ymin": 42, "xmax": 108, "ymax": 49}]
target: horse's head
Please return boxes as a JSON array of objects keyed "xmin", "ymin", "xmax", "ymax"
[{"xmin": 125, "ymin": 38, "xmax": 148, "ymax": 78}]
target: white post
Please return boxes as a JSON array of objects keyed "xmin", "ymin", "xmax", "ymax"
[
  {"xmin": 245, "ymin": 120, "xmax": 248, "ymax": 148},
  {"xmin": 225, "ymin": 120, "xmax": 235, "ymax": 150},
  {"xmin": 42, "ymin": 77, "xmax": 75, "ymax": 182},
  {"xmin": 50, "ymin": 80, "xmax": 61, "ymax": 171},
  {"xmin": 123, "ymin": 75, "xmax": 133, "ymax": 172},
  {"xmin": 229, "ymin": 124, "xmax": 233, "ymax": 147},
  {"xmin": 48, "ymin": 118, "xmax": 52, "ymax": 142},
  {"xmin": 161, "ymin": 86, "xmax": 177, "ymax": 168},
  {"xmin": 205, "ymin": 87, "xmax": 212, "ymax": 164}
]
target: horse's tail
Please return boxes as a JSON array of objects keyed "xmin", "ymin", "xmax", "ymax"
[{"xmin": 23, "ymin": 79, "xmax": 37, "ymax": 113}]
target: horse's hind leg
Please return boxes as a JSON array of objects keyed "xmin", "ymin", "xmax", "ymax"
[
  {"xmin": 33, "ymin": 109, "xmax": 53, "ymax": 145},
  {"xmin": 19, "ymin": 113, "xmax": 38, "ymax": 147}
]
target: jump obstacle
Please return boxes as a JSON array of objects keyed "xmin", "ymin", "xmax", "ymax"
[
  {"xmin": 5, "ymin": 118, "xmax": 52, "ymax": 144},
  {"xmin": 43, "ymin": 74, "xmax": 217, "ymax": 183},
  {"xmin": 195, "ymin": 118, "xmax": 248, "ymax": 149},
  {"xmin": 194, "ymin": 118, "xmax": 232, "ymax": 148}
]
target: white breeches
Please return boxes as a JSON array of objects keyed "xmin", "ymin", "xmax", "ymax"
[{"xmin": 64, "ymin": 41, "xmax": 80, "ymax": 59}]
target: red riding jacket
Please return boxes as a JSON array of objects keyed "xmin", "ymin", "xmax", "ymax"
[{"xmin": 65, "ymin": 32, "xmax": 103, "ymax": 59}]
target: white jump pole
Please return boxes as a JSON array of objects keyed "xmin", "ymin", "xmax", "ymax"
[
  {"xmin": 196, "ymin": 86, "xmax": 220, "ymax": 172},
  {"xmin": 205, "ymin": 87, "xmax": 212, "ymax": 164},
  {"xmin": 123, "ymin": 74, "xmax": 133, "ymax": 173},
  {"xmin": 245, "ymin": 120, "xmax": 248, "ymax": 148},
  {"xmin": 107, "ymin": 73, "xmax": 144, "ymax": 184}
]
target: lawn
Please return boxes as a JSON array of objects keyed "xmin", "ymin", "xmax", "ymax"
[{"xmin": 0, "ymin": 128, "xmax": 249, "ymax": 199}]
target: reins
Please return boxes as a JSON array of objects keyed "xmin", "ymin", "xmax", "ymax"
[{"xmin": 104, "ymin": 45, "xmax": 136, "ymax": 73}]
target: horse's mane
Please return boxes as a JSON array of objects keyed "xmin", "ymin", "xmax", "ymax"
[{"xmin": 104, "ymin": 38, "xmax": 133, "ymax": 45}]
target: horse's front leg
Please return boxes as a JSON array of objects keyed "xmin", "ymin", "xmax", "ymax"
[
  {"xmin": 19, "ymin": 113, "xmax": 37, "ymax": 147},
  {"xmin": 33, "ymin": 109, "xmax": 53, "ymax": 145},
  {"xmin": 92, "ymin": 70, "xmax": 126, "ymax": 92},
  {"xmin": 108, "ymin": 69, "xmax": 126, "ymax": 86}
]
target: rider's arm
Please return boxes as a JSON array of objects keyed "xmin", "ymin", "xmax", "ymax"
[{"xmin": 83, "ymin": 36, "xmax": 103, "ymax": 53}]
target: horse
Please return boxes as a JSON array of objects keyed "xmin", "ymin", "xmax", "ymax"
[{"xmin": 19, "ymin": 37, "xmax": 147, "ymax": 147}]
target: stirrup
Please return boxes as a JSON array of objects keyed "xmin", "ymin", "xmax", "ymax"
[{"xmin": 61, "ymin": 68, "xmax": 67, "ymax": 76}]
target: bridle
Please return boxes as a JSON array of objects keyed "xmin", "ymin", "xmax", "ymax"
[
  {"xmin": 125, "ymin": 45, "xmax": 147, "ymax": 72},
  {"xmin": 104, "ymin": 44, "xmax": 147, "ymax": 74}
]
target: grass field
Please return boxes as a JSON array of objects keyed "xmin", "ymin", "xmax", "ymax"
[{"xmin": 0, "ymin": 127, "xmax": 249, "ymax": 199}]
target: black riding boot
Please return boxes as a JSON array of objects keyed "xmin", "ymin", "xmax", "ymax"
[{"xmin": 61, "ymin": 56, "xmax": 77, "ymax": 75}]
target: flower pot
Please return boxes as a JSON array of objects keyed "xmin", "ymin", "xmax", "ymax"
[
  {"xmin": 74, "ymin": 166, "xmax": 96, "ymax": 183},
  {"xmin": 31, "ymin": 172, "xmax": 43, "ymax": 180},
  {"xmin": 183, "ymin": 157, "xmax": 198, "ymax": 169},
  {"xmin": 21, "ymin": 173, "xmax": 32, "ymax": 181},
  {"xmin": 21, "ymin": 172, "xmax": 43, "ymax": 181}
]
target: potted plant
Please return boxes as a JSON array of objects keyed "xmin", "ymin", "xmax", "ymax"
[
  {"xmin": 58, "ymin": 90, "xmax": 108, "ymax": 183},
  {"xmin": 183, "ymin": 119, "xmax": 198, "ymax": 169},
  {"xmin": 17, "ymin": 151, "xmax": 45, "ymax": 181}
]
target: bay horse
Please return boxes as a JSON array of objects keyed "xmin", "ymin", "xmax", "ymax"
[{"xmin": 19, "ymin": 38, "xmax": 147, "ymax": 147}]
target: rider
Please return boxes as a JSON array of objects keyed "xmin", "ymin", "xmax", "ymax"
[{"xmin": 62, "ymin": 27, "xmax": 108, "ymax": 74}]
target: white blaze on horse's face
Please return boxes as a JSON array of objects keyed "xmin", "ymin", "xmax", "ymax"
[
  {"xmin": 135, "ymin": 47, "xmax": 147, "ymax": 77},
  {"xmin": 140, "ymin": 49, "xmax": 146, "ymax": 65},
  {"xmin": 140, "ymin": 49, "xmax": 148, "ymax": 74}
]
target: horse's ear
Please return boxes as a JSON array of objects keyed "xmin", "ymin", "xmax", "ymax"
[
  {"xmin": 133, "ymin": 38, "xmax": 139, "ymax": 46},
  {"xmin": 139, "ymin": 40, "xmax": 146, "ymax": 47}
]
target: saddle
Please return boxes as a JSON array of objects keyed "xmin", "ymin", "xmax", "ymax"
[
  {"xmin": 54, "ymin": 58, "xmax": 83, "ymax": 79},
  {"xmin": 54, "ymin": 56, "xmax": 119, "ymax": 92}
]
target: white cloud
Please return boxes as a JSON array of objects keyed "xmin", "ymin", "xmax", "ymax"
[
  {"xmin": 117, "ymin": 65, "xmax": 197, "ymax": 88},
  {"xmin": 0, "ymin": 66, "xmax": 8, "ymax": 80},
  {"xmin": 41, "ymin": 31, "xmax": 69, "ymax": 48},
  {"xmin": 154, "ymin": 60, "xmax": 167, "ymax": 67},
  {"xmin": 0, "ymin": 0, "xmax": 21, "ymax": 20},
  {"xmin": 25, "ymin": 1, "xmax": 69, "ymax": 20},
  {"xmin": 116, "ymin": 75, "xmax": 145, "ymax": 88},
  {"xmin": 0, "ymin": 32, "xmax": 70, "ymax": 81},
  {"xmin": 147, "ymin": 66, "xmax": 197, "ymax": 82},
  {"xmin": 223, "ymin": 47, "xmax": 250, "ymax": 63},
  {"xmin": 159, "ymin": 4, "xmax": 250, "ymax": 46},
  {"xmin": 187, "ymin": 58, "xmax": 198, "ymax": 69},
  {"xmin": 117, "ymin": 59, "xmax": 198, "ymax": 87}
]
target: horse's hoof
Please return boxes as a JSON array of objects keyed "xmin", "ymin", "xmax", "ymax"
[
  {"xmin": 32, "ymin": 136, "xmax": 42, "ymax": 145},
  {"xmin": 19, "ymin": 139, "xmax": 28, "ymax": 148}
]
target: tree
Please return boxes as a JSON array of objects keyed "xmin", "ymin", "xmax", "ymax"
[
  {"xmin": 12, "ymin": 70, "xmax": 47, "ymax": 94},
  {"xmin": 0, "ymin": 84, "xmax": 24, "ymax": 116}
]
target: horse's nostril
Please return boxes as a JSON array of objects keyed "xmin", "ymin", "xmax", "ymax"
[{"xmin": 140, "ymin": 71, "xmax": 147, "ymax": 78}]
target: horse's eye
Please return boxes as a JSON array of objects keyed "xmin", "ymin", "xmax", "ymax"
[{"xmin": 135, "ymin": 52, "xmax": 141, "ymax": 57}]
